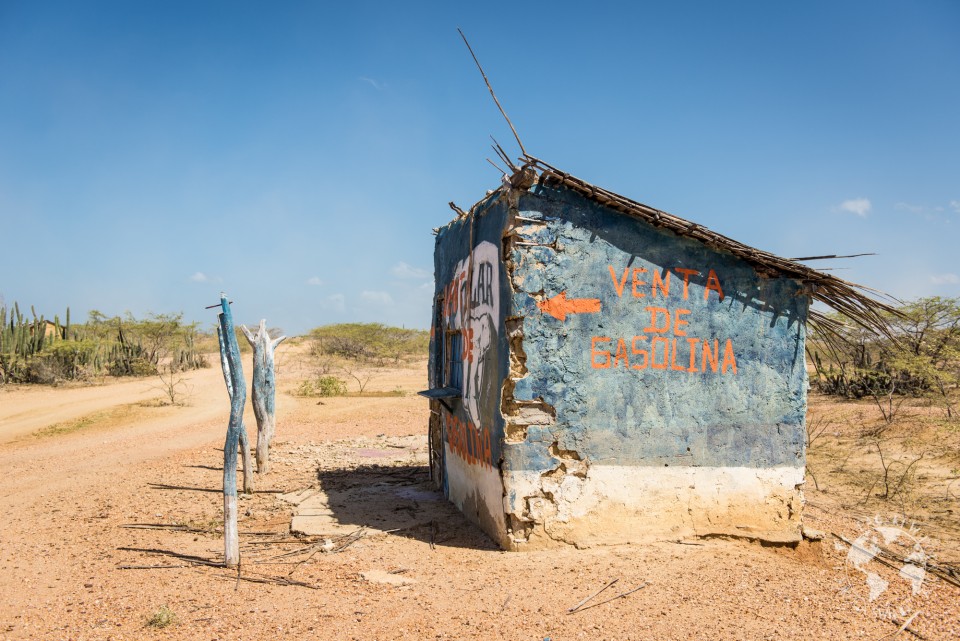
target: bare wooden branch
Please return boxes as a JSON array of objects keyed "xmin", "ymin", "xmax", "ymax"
[
  {"xmin": 569, "ymin": 582, "xmax": 649, "ymax": 613},
  {"xmin": 876, "ymin": 610, "xmax": 923, "ymax": 641},
  {"xmin": 217, "ymin": 324, "xmax": 253, "ymax": 494},
  {"xmin": 458, "ymin": 28, "xmax": 527, "ymax": 157},
  {"xmin": 486, "ymin": 157, "xmax": 507, "ymax": 176},
  {"xmin": 790, "ymin": 253, "xmax": 876, "ymax": 261},
  {"xmin": 240, "ymin": 319, "xmax": 284, "ymax": 475},
  {"xmin": 216, "ymin": 294, "xmax": 246, "ymax": 567},
  {"xmin": 120, "ymin": 523, "xmax": 209, "ymax": 533},
  {"xmin": 567, "ymin": 578, "xmax": 618, "ymax": 613},
  {"xmin": 490, "ymin": 136, "xmax": 518, "ymax": 172}
]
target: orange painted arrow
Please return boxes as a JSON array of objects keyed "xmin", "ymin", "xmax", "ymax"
[{"xmin": 537, "ymin": 291, "xmax": 602, "ymax": 321}]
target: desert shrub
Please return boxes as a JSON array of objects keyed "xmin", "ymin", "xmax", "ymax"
[
  {"xmin": 1, "ymin": 304, "xmax": 212, "ymax": 384},
  {"xmin": 146, "ymin": 605, "xmax": 177, "ymax": 628},
  {"xmin": 84, "ymin": 312, "xmax": 210, "ymax": 378},
  {"xmin": 309, "ymin": 323, "xmax": 429, "ymax": 365},
  {"xmin": 171, "ymin": 332, "xmax": 209, "ymax": 372},
  {"xmin": 809, "ymin": 296, "xmax": 960, "ymax": 417},
  {"xmin": 24, "ymin": 340, "xmax": 99, "ymax": 383},
  {"xmin": 23, "ymin": 355, "xmax": 58, "ymax": 384},
  {"xmin": 296, "ymin": 375, "xmax": 347, "ymax": 397}
]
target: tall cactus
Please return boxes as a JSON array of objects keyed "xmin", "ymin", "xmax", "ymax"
[
  {"xmin": 0, "ymin": 302, "xmax": 56, "ymax": 382},
  {"xmin": 0, "ymin": 304, "xmax": 7, "ymax": 352}
]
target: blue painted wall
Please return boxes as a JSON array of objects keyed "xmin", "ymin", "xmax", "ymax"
[
  {"xmin": 503, "ymin": 183, "xmax": 808, "ymax": 475},
  {"xmin": 430, "ymin": 180, "xmax": 810, "ymax": 546}
]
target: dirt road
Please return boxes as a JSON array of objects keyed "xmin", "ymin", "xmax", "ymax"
[
  {"xmin": 0, "ymin": 366, "xmax": 227, "ymax": 445},
  {"xmin": 0, "ymin": 362, "xmax": 956, "ymax": 640}
]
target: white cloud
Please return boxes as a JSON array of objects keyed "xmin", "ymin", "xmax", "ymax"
[
  {"xmin": 894, "ymin": 202, "xmax": 923, "ymax": 214},
  {"xmin": 931, "ymin": 273, "xmax": 960, "ymax": 285},
  {"xmin": 419, "ymin": 280, "xmax": 435, "ymax": 291},
  {"xmin": 391, "ymin": 261, "xmax": 431, "ymax": 280},
  {"xmin": 837, "ymin": 198, "xmax": 871, "ymax": 217},
  {"xmin": 360, "ymin": 76, "xmax": 384, "ymax": 90},
  {"xmin": 306, "ymin": 276, "xmax": 323, "ymax": 286},
  {"xmin": 325, "ymin": 294, "xmax": 346, "ymax": 313},
  {"xmin": 189, "ymin": 272, "xmax": 209, "ymax": 282},
  {"xmin": 361, "ymin": 290, "xmax": 394, "ymax": 305},
  {"xmin": 895, "ymin": 200, "xmax": 959, "ymax": 222}
]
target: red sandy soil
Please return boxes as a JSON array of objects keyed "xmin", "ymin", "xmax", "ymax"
[{"xmin": 0, "ymin": 353, "xmax": 957, "ymax": 640}]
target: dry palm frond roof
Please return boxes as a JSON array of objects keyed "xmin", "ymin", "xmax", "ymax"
[{"xmin": 502, "ymin": 155, "xmax": 899, "ymax": 338}]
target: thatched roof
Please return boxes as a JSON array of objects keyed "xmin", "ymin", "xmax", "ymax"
[{"xmin": 493, "ymin": 155, "xmax": 899, "ymax": 338}]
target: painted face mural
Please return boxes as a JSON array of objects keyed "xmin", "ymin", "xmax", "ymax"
[
  {"xmin": 439, "ymin": 240, "xmax": 500, "ymax": 466},
  {"xmin": 459, "ymin": 241, "xmax": 499, "ymax": 428}
]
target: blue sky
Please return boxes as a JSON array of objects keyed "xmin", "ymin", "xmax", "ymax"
[{"xmin": 1, "ymin": 1, "xmax": 957, "ymax": 334}]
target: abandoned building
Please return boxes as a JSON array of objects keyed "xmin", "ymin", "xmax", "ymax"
[{"xmin": 422, "ymin": 157, "xmax": 892, "ymax": 550}]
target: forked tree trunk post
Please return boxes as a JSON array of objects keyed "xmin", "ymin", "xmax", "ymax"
[
  {"xmin": 216, "ymin": 325, "xmax": 253, "ymax": 494},
  {"xmin": 216, "ymin": 294, "xmax": 246, "ymax": 568},
  {"xmin": 240, "ymin": 320, "xmax": 286, "ymax": 474}
]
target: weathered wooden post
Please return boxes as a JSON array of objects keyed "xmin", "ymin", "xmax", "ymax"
[
  {"xmin": 215, "ymin": 293, "xmax": 245, "ymax": 567},
  {"xmin": 240, "ymin": 320, "xmax": 286, "ymax": 474},
  {"xmin": 216, "ymin": 324, "xmax": 253, "ymax": 495}
]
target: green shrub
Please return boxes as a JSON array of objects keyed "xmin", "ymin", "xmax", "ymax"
[
  {"xmin": 809, "ymin": 296, "xmax": 960, "ymax": 418},
  {"xmin": 308, "ymin": 323, "xmax": 429, "ymax": 364},
  {"xmin": 296, "ymin": 375, "xmax": 347, "ymax": 397},
  {"xmin": 23, "ymin": 340, "xmax": 99, "ymax": 383},
  {"xmin": 1, "ymin": 304, "xmax": 212, "ymax": 384},
  {"xmin": 146, "ymin": 605, "xmax": 177, "ymax": 628}
]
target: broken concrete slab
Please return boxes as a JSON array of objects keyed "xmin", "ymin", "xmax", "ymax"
[
  {"xmin": 291, "ymin": 481, "xmax": 445, "ymax": 537},
  {"xmin": 285, "ymin": 435, "xmax": 455, "ymax": 540}
]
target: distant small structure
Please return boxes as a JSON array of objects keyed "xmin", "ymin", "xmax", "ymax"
[
  {"xmin": 422, "ymin": 158, "xmax": 893, "ymax": 549},
  {"xmin": 28, "ymin": 320, "xmax": 64, "ymax": 340}
]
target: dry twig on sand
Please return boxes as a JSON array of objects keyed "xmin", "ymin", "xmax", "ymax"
[
  {"xmin": 568, "ymin": 583, "xmax": 649, "ymax": 614},
  {"xmin": 875, "ymin": 610, "xmax": 924, "ymax": 640}
]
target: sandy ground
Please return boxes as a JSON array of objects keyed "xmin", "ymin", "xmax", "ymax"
[{"xmin": 0, "ymin": 354, "xmax": 957, "ymax": 640}]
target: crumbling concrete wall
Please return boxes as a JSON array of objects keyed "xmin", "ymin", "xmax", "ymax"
[
  {"xmin": 499, "ymin": 182, "xmax": 808, "ymax": 548},
  {"xmin": 431, "ymin": 179, "xmax": 809, "ymax": 550}
]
